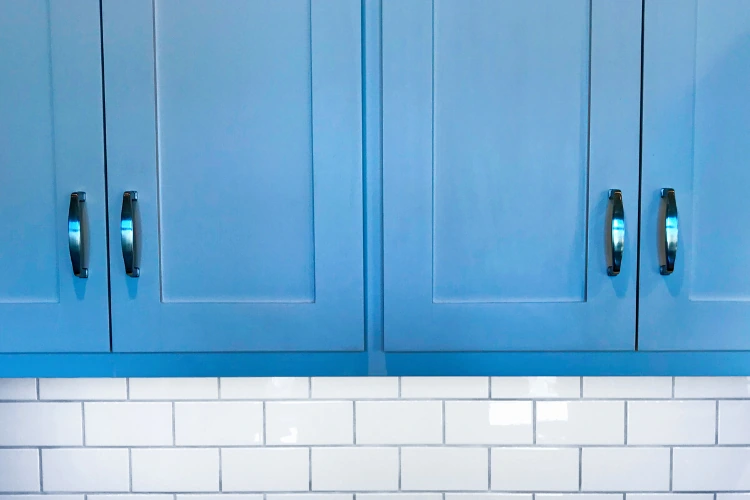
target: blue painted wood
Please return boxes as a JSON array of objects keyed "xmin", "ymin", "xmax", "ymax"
[
  {"xmin": 640, "ymin": 0, "xmax": 750, "ymax": 350},
  {"xmin": 2, "ymin": 351, "xmax": 750, "ymax": 378},
  {"xmin": 0, "ymin": 0, "xmax": 110, "ymax": 352},
  {"xmin": 102, "ymin": 0, "xmax": 364, "ymax": 352},
  {"xmin": 382, "ymin": 0, "xmax": 642, "ymax": 351}
]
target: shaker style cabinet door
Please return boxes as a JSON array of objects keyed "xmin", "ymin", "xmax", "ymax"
[
  {"xmin": 382, "ymin": 0, "xmax": 642, "ymax": 351},
  {"xmin": 0, "ymin": 0, "xmax": 110, "ymax": 352},
  {"xmin": 639, "ymin": 0, "xmax": 750, "ymax": 350},
  {"xmin": 102, "ymin": 0, "xmax": 364, "ymax": 352}
]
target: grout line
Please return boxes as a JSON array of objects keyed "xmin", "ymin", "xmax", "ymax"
[
  {"xmin": 81, "ymin": 402, "xmax": 86, "ymax": 446},
  {"xmin": 128, "ymin": 448, "xmax": 133, "ymax": 492},
  {"xmin": 398, "ymin": 377, "xmax": 402, "ymax": 398},
  {"xmin": 624, "ymin": 401, "xmax": 629, "ymax": 444},
  {"xmin": 532, "ymin": 401, "xmax": 537, "ymax": 444},
  {"xmin": 398, "ymin": 446, "xmax": 402, "ymax": 491},
  {"xmin": 217, "ymin": 377, "xmax": 222, "ymax": 399},
  {"xmin": 172, "ymin": 402, "xmax": 176, "ymax": 446},
  {"xmin": 353, "ymin": 401, "xmax": 358, "ymax": 444},
  {"xmin": 308, "ymin": 447, "xmax": 313, "ymax": 491},
  {"xmin": 442, "ymin": 400, "xmax": 446, "ymax": 444},
  {"xmin": 486, "ymin": 376, "xmax": 491, "ymax": 399},
  {"xmin": 126, "ymin": 378, "xmax": 130, "ymax": 400},
  {"xmin": 263, "ymin": 401, "xmax": 267, "ymax": 445},
  {"xmin": 715, "ymin": 400, "xmax": 720, "ymax": 445},
  {"xmin": 35, "ymin": 379, "xmax": 40, "ymax": 400},
  {"xmin": 672, "ymin": 377, "xmax": 676, "ymax": 398},
  {"xmin": 308, "ymin": 377, "xmax": 312, "ymax": 398},
  {"xmin": 669, "ymin": 447, "xmax": 674, "ymax": 491},
  {"xmin": 6, "ymin": 489, "xmax": 750, "ymax": 495},
  {"xmin": 218, "ymin": 448, "xmax": 223, "ymax": 492},
  {"xmin": 578, "ymin": 447, "xmax": 583, "ymax": 491},
  {"xmin": 38, "ymin": 448, "xmax": 43, "ymax": 492},
  {"xmin": 487, "ymin": 447, "xmax": 492, "ymax": 491},
  {"xmin": 579, "ymin": 377, "xmax": 584, "ymax": 398}
]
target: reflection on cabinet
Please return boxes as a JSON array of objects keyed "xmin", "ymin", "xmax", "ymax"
[
  {"xmin": 0, "ymin": 0, "xmax": 109, "ymax": 352},
  {"xmin": 639, "ymin": 0, "xmax": 750, "ymax": 351},
  {"xmin": 102, "ymin": 0, "xmax": 365, "ymax": 352},
  {"xmin": 382, "ymin": 0, "xmax": 642, "ymax": 351}
]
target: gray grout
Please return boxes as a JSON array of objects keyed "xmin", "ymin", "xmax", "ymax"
[
  {"xmin": 487, "ymin": 447, "xmax": 492, "ymax": 491},
  {"xmin": 353, "ymin": 400, "xmax": 358, "ymax": 444},
  {"xmin": 263, "ymin": 401, "xmax": 267, "ymax": 445},
  {"xmin": 35, "ymin": 379, "xmax": 40, "ymax": 400},
  {"xmin": 398, "ymin": 446, "xmax": 402, "ymax": 491},
  {"xmin": 10, "ymin": 396, "xmax": 748, "ymax": 403},
  {"xmin": 672, "ymin": 377, "xmax": 676, "ymax": 398},
  {"xmin": 624, "ymin": 401, "xmax": 629, "ymax": 444},
  {"xmin": 308, "ymin": 447, "xmax": 313, "ymax": 491},
  {"xmin": 128, "ymin": 448, "xmax": 133, "ymax": 492},
  {"xmin": 669, "ymin": 447, "xmax": 674, "ymax": 491},
  {"xmin": 716, "ymin": 400, "xmax": 721, "ymax": 445},
  {"xmin": 38, "ymin": 448, "xmax": 43, "ymax": 492},
  {"xmin": 172, "ymin": 402, "xmax": 177, "ymax": 446},
  {"xmin": 578, "ymin": 447, "xmax": 583, "ymax": 491},
  {"xmin": 532, "ymin": 400, "xmax": 537, "ymax": 444},
  {"xmin": 218, "ymin": 447, "xmax": 223, "ymax": 492},
  {"xmin": 442, "ymin": 400, "xmax": 446, "ymax": 444}
]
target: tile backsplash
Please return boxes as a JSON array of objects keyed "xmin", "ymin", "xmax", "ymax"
[{"xmin": 0, "ymin": 377, "xmax": 749, "ymax": 497}]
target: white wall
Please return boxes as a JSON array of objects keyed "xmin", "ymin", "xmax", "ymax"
[{"xmin": 0, "ymin": 377, "xmax": 749, "ymax": 496}]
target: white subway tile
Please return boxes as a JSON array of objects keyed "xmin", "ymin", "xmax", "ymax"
[
  {"xmin": 91, "ymin": 496, "xmax": 173, "ymax": 500},
  {"xmin": 128, "ymin": 378, "xmax": 218, "ymax": 400},
  {"xmin": 266, "ymin": 401, "xmax": 353, "ymax": 445},
  {"xmin": 220, "ymin": 377, "xmax": 309, "ymax": 400},
  {"xmin": 628, "ymin": 401, "xmax": 715, "ymax": 445},
  {"xmin": 402, "ymin": 447, "xmax": 488, "ymax": 491},
  {"xmin": 268, "ymin": 496, "xmax": 351, "ymax": 500},
  {"xmin": 0, "ymin": 403, "xmax": 82, "ymax": 445},
  {"xmin": 312, "ymin": 377, "xmax": 398, "ymax": 399},
  {"xmin": 0, "ymin": 379, "xmax": 37, "ymax": 400},
  {"xmin": 583, "ymin": 377, "xmax": 672, "ymax": 399},
  {"xmin": 0, "ymin": 496, "xmax": 83, "ymax": 500},
  {"xmin": 674, "ymin": 377, "xmax": 750, "ymax": 398},
  {"xmin": 446, "ymin": 495, "xmax": 532, "ymax": 500},
  {"xmin": 491, "ymin": 448, "xmax": 579, "ymax": 492},
  {"xmin": 0, "ymin": 449, "xmax": 39, "ymax": 492},
  {"xmin": 362, "ymin": 496, "xmax": 442, "ymax": 500},
  {"xmin": 538, "ymin": 496, "xmax": 622, "ymax": 500},
  {"xmin": 673, "ymin": 447, "xmax": 750, "ymax": 491},
  {"xmin": 356, "ymin": 401, "xmax": 442, "ymax": 445},
  {"xmin": 537, "ymin": 401, "xmax": 624, "ymax": 445},
  {"xmin": 445, "ymin": 401, "xmax": 532, "ymax": 444},
  {"xmin": 39, "ymin": 379, "xmax": 127, "ymax": 400},
  {"xmin": 628, "ymin": 495, "xmax": 714, "ymax": 500},
  {"xmin": 312, "ymin": 447, "xmax": 398, "ymax": 491},
  {"xmin": 401, "ymin": 377, "xmax": 488, "ymax": 399},
  {"xmin": 359, "ymin": 496, "xmax": 441, "ymax": 500},
  {"xmin": 719, "ymin": 401, "xmax": 750, "ymax": 444},
  {"xmin": 718, "ymin": 496, "xmax": 750, "ymax": 500},
  {"xmin": 491, "ymin": 377, "xmax": 580, "ymax": 399},
  {"xmin": 178, "ymin": 496, "xmax": 263, "ymax": 500},
  {"xmin": 222, "ymin": 448, "xmax": 309, "ymax": 492},
  {"xmin": 42, "ymin": 448, "xmax": 129, "ymax": 492},
  {"xmin": 582, "ymin": 448, "xmax": 670, "ymax": 492},
  {"xmin": 131, "ymin": 448, "xmax": 219, "ymax": 492},
  {"xmin": 85, "ymin": 402, "xmax": 173, "ymax": 446},
  {"xmin": 175, "ymin": 402, "xmax": 262, "ymax": 445}
]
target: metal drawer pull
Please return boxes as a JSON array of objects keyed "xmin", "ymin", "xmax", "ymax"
[
  {"xmin": 607, "ymin": 189, "xmax": 624, "ymax": 276},
  {"xmin": 121, "ymin": 191, "xmax": 140, "ymax": 278},
  {"xmin": 660, "ymin": 188, "xmax": 678, "ymax": 275},
  {"xmin": 68, "ymin": 192, "xmax": 88, "ymax": 278}
]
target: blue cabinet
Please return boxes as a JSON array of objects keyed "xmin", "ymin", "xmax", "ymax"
[
  {"xmin": 639, "ymin": 0, "xmax": 750, "ymax": 351},
  {"xmin": 0, "ymin": 0, "xmax": 110, "ymax": 353},
  {"xmin": 382, "ymin": 0, "xmax": 642, "ymax": 351},
  {"xmin": 101, "ymin": 0, "xmax": 365, "ymax": 352}
]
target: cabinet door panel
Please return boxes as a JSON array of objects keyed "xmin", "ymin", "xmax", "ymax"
[
  {"xmin": 0, "ymin": 0, "xmax": 109, "ymax": 352},
  {"xmin": 640, "ymin": 0, "xmax": 750, "ymax": 350},
  {"xmin": 383, "ymin": 0, "xmax": 641, "ymax": 351},
  {"xmin": 103, "ymin": 0, "xmax": 364, "ymax": 352}
]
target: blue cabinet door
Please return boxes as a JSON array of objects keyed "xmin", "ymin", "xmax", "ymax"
[
  {"xmin": 639, "ymin": 0, "xmax": 750, "ymax": 350},
  {"xmin": 102, "ymin": 0, "xmax": 364, "ymax": 352},
  {"xmin": 0, "ymin": 0, "xmax": 110, "ymax": 353},
  {"xmin": 382, "ymin": 0, "xmax": 642, "ymax": 351}
]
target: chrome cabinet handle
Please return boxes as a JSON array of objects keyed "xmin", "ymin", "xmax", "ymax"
[
  {"xmin": 121, "ymin": 191, "xmax": 140, "ymax": 278},
  {"xmin": 607, "ymin": 189, "xmax": 625, "ymax": 276},
  {"xmin": 68, "ymin": 192, "xmax": 88, "ymax": 278},
  {"xmin": 660, "ymin": 188, "xmax": 678, "ymax": 275}
]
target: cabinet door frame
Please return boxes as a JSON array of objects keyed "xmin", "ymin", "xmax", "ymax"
[
  {"xmin": 382, "ymin": 0, "xmax": 643, "ymax": 351},
  {"xmin": 102, "ymin": 0, "xmax": 365, "ymax": 353},
  {"xmin": 0, "ymin": 0, "xmax": 109, "ymax": 353}
]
